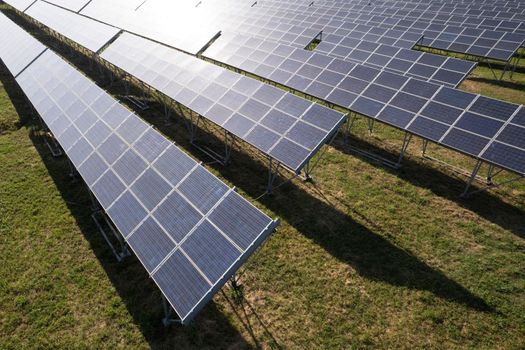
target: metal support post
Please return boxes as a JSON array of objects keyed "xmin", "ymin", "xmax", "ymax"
[
  {"xmin": 395, "ymin": 132, "xmax": 412, "ymax": 168},
  {"xmin": 461, "ymin": 160, "xmax": 483, "ymax": 198},
  {"xmin": 162, "ymin": 294, "xmax": 181, "ymax": 327}
]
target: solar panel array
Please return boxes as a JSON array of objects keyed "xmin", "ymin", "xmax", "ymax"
[
  {"xmin": 0, "ymin": 11, "xmax": 46, "ymax": 77},
  {"xmin": 311, "ymin": 0, "xmax": 525, "ymax": 29},
  {"xmin": 204, "ymin": 32, "xmax": 525, "ymax": 176},
  {"xmin": 258, "ymin": 0, "xmax": 525, "ymax": 61},
  {"xmin": 314, "ymin": 35, "xmax": 476, "ymax": 87},
  {"xmin": 25, "ymin": 1, "xmax": 120, "ymax": 53},
  {"xmin": 0, "ymin": 15, "xmax": 279, "ymax": 325},
  {"xmin": 209, "ymin": 30, "xmax": 474, "ymax": 88},
  {"xmin": 101, "ymin": 33, "xmax": 346, "ymax": 173}
]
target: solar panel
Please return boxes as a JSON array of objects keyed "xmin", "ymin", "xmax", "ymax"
[
  {"xmin": 0, "ymin": 11, "xmax": 46, "ymax": 77},
  {"xmin": 3, "ymin": 0, "xmax": 36, "ymax": 12},
  {"xmin": 101, "ymin": 33, "xmax": 346, "ymax": 173},
  {"xmin": 80, "ymin": 0, "xmax": 221, "ymax": 54},
  {"xmin": 10, "ymin": 47, "xmax": 279, "ymax": 325},
  {"xmin": 43, "ymin": 0, "xmax": 91, "ymax": 12},
  {"xmin": 25, "ymin": 1, "xmax": 121, "ymax": 53}
]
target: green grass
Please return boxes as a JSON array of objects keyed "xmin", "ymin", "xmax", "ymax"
[{"xmin": 1, "ymin": 7, "xmax": 525, "ymax": 349}]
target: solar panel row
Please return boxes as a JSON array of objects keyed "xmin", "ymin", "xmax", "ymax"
[
  {"xmin": 0, "ymin": 12, "xmax": 279, "ymax": 325},
  {"xmin": 308, "ymin": 0, "xmax": 525, "ymax": 25},
  {"xmin": 209, "ymin": 31, "xmax": 475, "ymax": 88},
  {"xmin": 25, "ymin": 1, "xmax": 120, "ymax": 53},
  {"xmin": 204, "ymin": 33, "xmax": 525, "ymax": 175},
  {"xmin": 259, "ymin": 0, "xmax": 525, "ymax": 61},
  {"xmin": 79, "ymin": 0, "xmax": 221, "ymax": 54},
  {"xmin": 100, "ymin": 33, "xmax": 346, "ymax": 173}
]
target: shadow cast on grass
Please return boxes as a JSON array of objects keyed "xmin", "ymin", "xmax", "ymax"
[
  {"xmin": 329, "ymin": 133, "xmax": 525, "ymax": 240},
  {"xmin": 1, "ymin": 7, "xmax": 499, "ymax": 334},
  {"xmin": 467, "ymin": 76, "xmax": 525, "ymax": 91}
]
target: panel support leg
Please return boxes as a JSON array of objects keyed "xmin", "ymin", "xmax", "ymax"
[
  {"xmin": 367, "ymin": 118, "xmax": 375, "ymax": 135},
  {"xmin": 266, "ymin": 157, "xmax": 280, "ymax": 195},
  {"xmin": 461, "ymin": 160, "xmax": 483, "ymax": 198},
  {"xmin": 87, "ymin": 187, "xmax": 129, "ymax": 262},
  {"xmin": 162, "ymin": 294, "xmax": 181, "ymax": 327},
  {"xmin": 395, "ymin": 132, "xmax": 412, "ymax": 169}
]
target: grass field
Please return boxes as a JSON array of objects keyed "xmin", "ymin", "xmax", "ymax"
[{"xmin": 0, "ymin": 6, "xmax": 524, "ymax": 349}]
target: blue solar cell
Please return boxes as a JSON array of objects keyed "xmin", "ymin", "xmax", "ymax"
[
  {"xmin": 68, "ymin": 137, "xmax": 93, "ymax": 167},
  {"xmin": 455, "ymin": 112, "xmax": 504, "ymax": 138},
  {"xmin": 481, "ymin": 142, "xmax": 525, "ymax": 175},
  {"xmin": 269, "ymin": 139, "xmax": 310, "ymax": 171},
  {"xmin": 253, "ymin": 84, "xmax": 285, "ymax": 105},
  {"xmin": 276, "ymin": 94, "xmax": 311, "ymax": 116},
  {"xmin": 351, "ymin": 97, "xmax": 384, "ymax": 117},
  {"xmin": 92, "ymin": 170, "xmax": 126, "ymax": 208},
  {"xmin": 239, "ymin": 99, "xmax": 271, "ymax": 122},
  {"xmin": 402, "ymin": 79, "xmax": 440, "ymax": 99},
  {"xmin": 363, "ymin": 84, "xmax": 396, "ymax": 103},
  {"xmin": 153, "ymin": 191, "xmax": 202, "ymax": 243},
  {"xmin": 246, "ymin": 125, "xmax": 280, "ymax": 152},
  {"xmin": 496, "ymin": 124, "xmax": 525, "ymax": 150},
  {"xmin": 442, "ymin": 129, "xmax": 489, "ymax": 156},
  {"xmin": 127, "ymin": 217, "xmax": 175, "ymax": 273},
  {"xmin": 421, "ymin": 102, "xmax": 462, "ymax": 125},
  {"xmin": 377, "ymin": 106, "xmax": 415, "ymax": 129},
  {"xmin": 511, "ymin": 108, "xmax": 525, "ymax": 127},
  {"xmin": 97, "ymin": 133, "xmax": 128, "ymax": 165},
  {"xmin": 182, "ymin": 220, "xmax": 240, "ymax": 284},
  {"xmin": 101, "ymin": 104, "xmax": 130, "ymax": 129},
  {"xmin": 286, "ymin": 121, "xmax": 326, "ymax": 150},
  {"xmin": 223, "ymin": 113, "xmax": 255, "ymax": 138},
  {"xmin": 261, "ymin": 109, "xmax": 296, "ymax": 134},
  {"xmin": 407, "ymin": 63, "xmax": 436, "ymax": 78},
  {"xmin": 78, "ymin": 152, "xmax": 107, "ymax": 186},
  {"xmin": 389, "ymin": 92, "xmax": 426, "ymax": 113},
  {"xmin": 116, "ymin": 116, "xmax": 148, "ymax": 144},
  {"xmin": 434, "ymin": 87, "xmax": 475, "ymax": 109},
  {"xmin": 374, "ymin": 71, "xmax": 409, "ymax": 90},
  {"xmin": 85, "ymin": 120, "xmax": 111, "ymax": 145},
  {"xmin": 302, "ymin": 104, "xmax": 344, "ymax": 131},
  {"xmin": 107, "ymin": 190, "xmax": 148, "ymax": 238},
  {"xmin": 349, "ymin": 65, "xmax": 380, "ymax": 81},
  {"xmin": 178, "ymin": 167, "xmax": 229, "ymax": 214},
  {"xmin": 58, "ymin": 125, "xmax": 82, "ymax": 150},
  {"xmin": 305, "ymin": 81, "xmax": 333, "ymax": 99},
  {"xmin": 113, "ymin": 148, "xmax": 148, "ymax": 186},
  {"xmin": 208, "ymin": 191, "xmax": 272, "ymax": 251},
  {"xmin": 327, "ymin": 88, "xmax": 357, "ymax": 108},
  {"xmin": 469, "ymin": 96, "xmax": 518, "ymax": 121},
  {"xmin": 152, "ymin": 249, "xmax": 211, "ymax": 319},
  {"xmin": 408, "ymin": 117, "xmax": 449, "ymax": 141},
  {"xmin": 219, "ymin": 90, "xmax": 248, "ymax": 111},
  {"xmin": 338, "ymin": 76, "xmax": 368, "ymax": 94},
  {"xmin": 134, "ymin": 129, "xmax": 170, "ymax": 162},
  {"xmin": 131, "ymin": 168, "xmax": 172, "ymax": 211}
]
